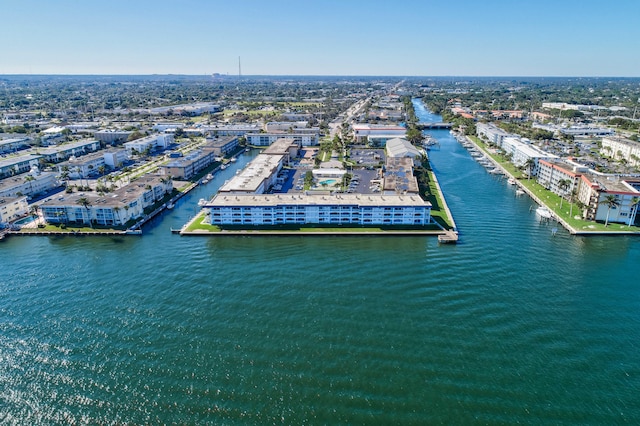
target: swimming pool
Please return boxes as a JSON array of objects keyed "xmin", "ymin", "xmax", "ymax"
[
  {"xmin": 318, "ymin": 179, "xmax": 338, "ymax": 186},
  {"xmin": 13, "ymin": 216, "xmax": 35, "ymax": 226}
]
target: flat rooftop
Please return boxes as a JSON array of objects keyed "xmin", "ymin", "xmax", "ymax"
[
  {"xmin": 262, "ymin": 138, "xmax": 297, "ymax": 155},
  {"xmin": 218, "ymin": 154, "xmax": 283, "ymax": 193},
  {"xmin": 383, "ymin": 158, "xmax": 419, "ymax": 193},
  {"xmin": 208, "ymin": 192, "xmax": 430, "ymax": 208}
]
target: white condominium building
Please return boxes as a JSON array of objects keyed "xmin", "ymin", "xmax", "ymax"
[
  {"xmin": 476, "ymin": 123, "xmax": 511, "ymax": 146},
  {"xmin": 601, "ymin": 137, "xmax": 640, "ymax": 166},
  {"xmin": 204, "ymin": 193, "xmax": 431, "ymax": 226}
]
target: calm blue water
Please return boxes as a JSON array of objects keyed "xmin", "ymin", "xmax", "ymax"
[{"xmin": 1, "ymin": 101, "xmax": 639, "ymax": 424}]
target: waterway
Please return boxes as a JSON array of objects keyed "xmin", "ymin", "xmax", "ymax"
[{"xmin": 1, "ymin": 101, "xmax": 639, "ymax": 424}]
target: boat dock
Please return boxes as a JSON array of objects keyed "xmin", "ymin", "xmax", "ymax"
[{"xmin": 438, "ymin": 231, "xmax": 459, "ymax": 244}]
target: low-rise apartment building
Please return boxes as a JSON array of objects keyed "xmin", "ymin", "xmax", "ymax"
[
  {"xmin": 206, "ymin": 136, "xmax": 240, "ymax": 157},
  {"xmin": 0, "ymin": 154, "xmax": 42, "ymax": 178},
  {"xmin": 476, "ymin": 123, "xmax": 511, "ymax": 146},
  {"xmin": 57, "ymin": 152, "xmax": 107, "ymax": 179},
  {"xmin": 383, "ymin": 157, "xmax": 420, "ymax": 194},
  {"xmin": 40, "ymin": 175, "xmax": 172, "ymax": 227},
  {"xmin": 94, "ymin": 130, "xmax": 132, "ymax": 145},
  {"xmin": 204, "ymin": 193, "xmax": 431, "ymax": 226},
  {"xmin": 537, "ymin": 159, "xmax": 640, "ymax": 225},
  {"xmin": 124, "ymin": 134, "xmax": 174, "ymax": 156},
  {"xmin": 35, "ymin": 139, "xmax": 101, "ymax": 163},
  {"xmin": 0, "ymin": 137, "xmax": 31, "ymax": 154},
  {"xmin": 352, "ymin": 124, "xmax": 406, "ymax": 146},
  {"xmin": 245, "ymin": 131, "xmax": 319, "ymax": 146},
  {"xmin": 161, "ymin": 148, "xmax": 216, "ymax": 180},
  {"xmin": 0, "ymin": 196, "xmax": 29, "ymax": 224},
  {"xmin": 0, "ymin": 171, "xmax": 59, "ymax": 199},
  {"xmin": 501, "ymin": 136, "xmax": 558, "ymax": 171},
  {"xmin": 601, "ymin": 136, "xmax": 640, "ymax": 166},
  {"xmin": 203, "ymin": 124, "xmax": 261, "ymax": 136},
  {"xmin": 218, "ymin": 154, "xmax": 285, "ymax": 194},
  {"xmin": 264, "ymin": 121, "xmax": 309, "ymax": 132}
]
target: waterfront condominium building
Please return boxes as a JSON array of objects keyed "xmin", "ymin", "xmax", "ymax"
[
  {"xmin": 204, "ymin": 193, "xmax": 431, "ymax": 226},
  {"xmin": 40, "ymin": 175, "xmax": 172, "ymax": 227},
  {"xmin": 476, "ymin": 123, "xmax": 511, "ymax": 147},
  {"xmin": 205, "ymin": 136, "xmax": 240, "ymax": 157},
  {"xmin": 537, "ymin": 159, "xmax": 640, "ymax": 225},
  {"xmin": 0, "ymin": 195, "xmax": 29, "ymax": 225},
  {"xmin": 501, "ymin": 136, "xmax": 558, "ymax": 171},
  {"xmin": 161, "ymin": 147, "xmax": 217, "ymax": 180},
  {"xmin": 218, "ymin": 154, "xmax": 286, "ymax": 195}
]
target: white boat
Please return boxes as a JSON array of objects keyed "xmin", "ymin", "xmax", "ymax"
[
  {"xmin": 507, "ymin": 178, "xmax": 516, "ymax": 185},
  {"xmin": 516, "ymin": 189, "xmax": 525, "ymax": 196},
  {"xmin": 220, "ymin": 164, "xmax": 228, "ymax": 170},
  {"xmin": 198, "ymin": 198, "xmax": 208, "ymax": 206},
  {"xmin": 166, "ymin": 202, "xmax": 174, "ymax": 210},
  {"xmin": 536, "ymin": 206, "xmax": 552, "ymax": 219},
  {"xmin": 230, "ymin": 157, "xmax": 237, "ymax": 163},
  {"xmin": 206, "ymin": 173, "xmax": 214, "ymax": 180},
  {"xmin": 245, "ymin": 147, "xmax": 250, "ymax": 152}
]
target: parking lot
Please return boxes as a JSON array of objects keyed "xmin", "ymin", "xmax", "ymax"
[{"xmin": 350, "ymin": 147, "xmax": 385, "ymax": 166}]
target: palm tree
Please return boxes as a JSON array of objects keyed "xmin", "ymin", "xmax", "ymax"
[
  {"xmin": 24, "ymin": 175, "xmax": 35, "ymax": 197},
  {"xmin": 599, "ymin": 194, "xmax": 620, "ymax": 227},
  {"xmin": 628, "ymin": 196, "xmax": 639, "ymax": 228},
  {"xmin": 76, "ymin": 197, "xmax": 93, "ymax": 227},
  {"xmin": 97, "ymin": 165, "xmax": 107, "ymax": 187},
  {"xmin": 113, "ymin": 206, "xmax": 121, "ymax": 226},
  {"xmin": 29, "ymin": 204, "xmax": 40, "ymax": 224},
  {"xmin": 59, "ymin": 170, "xmax": 70, "ymax": 186},
  {"xmin": 557, "ymin": 179, "xmax": 571, "ymax": 209},
  {"xmin": 569, "ymin": 188, "xmax": 578, "ymax": 218},
  {"xmin": 524, "ymin": 158, "xmax": 535, "ymax": 180}
]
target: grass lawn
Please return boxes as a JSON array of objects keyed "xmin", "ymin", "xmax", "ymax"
[
  {"xmin": 425, "ymin": 170, "xmax": 454, "ymax": 230},
  {"xmin": 320, "ymin": 151, "xmax": 332, "ymax": 162},
  {"xmin": 19, "ymin": 224, "xmax": 126, "ymax": 233},
  {"xmin": 519, "ymin": 179, "xmax": 640, "ymax": 233},
  {"xmin": 467, "ymin": 136, "xmax": 640, "ymax": 233}
]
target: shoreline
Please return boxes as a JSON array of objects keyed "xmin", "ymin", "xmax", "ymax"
[{"xmin": 458, "ymin": 132, "xmax": 640, "ymax": 236}]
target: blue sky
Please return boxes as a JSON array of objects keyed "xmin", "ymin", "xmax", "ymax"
[{"xmin": 1, "ymin": 0, "xmax": 638, "ymax": 76}]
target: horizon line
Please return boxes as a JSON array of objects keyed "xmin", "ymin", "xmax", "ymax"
[{"xmin": 1, "ymin": 73, "xmax": 640, "ymax": 79}]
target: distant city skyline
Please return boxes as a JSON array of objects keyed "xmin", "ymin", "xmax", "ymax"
[{"xmin": 2, "ymin": 0, "xmax": 639, "ymax": 77}]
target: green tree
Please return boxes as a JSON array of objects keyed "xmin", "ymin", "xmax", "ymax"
[
  {"xmin": 599, "ymin": 194, "xmax": 620, "ymax": 227},
  {"xmin": 24, "ymin": 175, "xmax": 35, "ymax": 196},
  {"xmin": 406, "ymin": 127, "xmax": 423, "ymax": 144},
  {"xmin": 557, "ymin": 179, "xmax": 571, "ymax": 209},
  {"xmin": 113, "ymin": 206, "xmax": 121, "ymax": 226},
  {"xmin": 524, "ymin": 158, "xmax": 535, "ymax": 180},
  {"xmin": 128, "ymin": 131, "xmax": 144, "ymax": 141},
  {"xmin": 569, "ymin": 188, "xmax": 579, "ymax": 218},
  {"xmin": 628, "ymin": 196, "xmax": 639, "ymax": 228},
  {"xmin": 29, "ymin": 204, "xmax": 40, "ymax": 224},
  {"xmin": 76, "ymin": 197, "xmax": 93, "ymax": 227}
]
